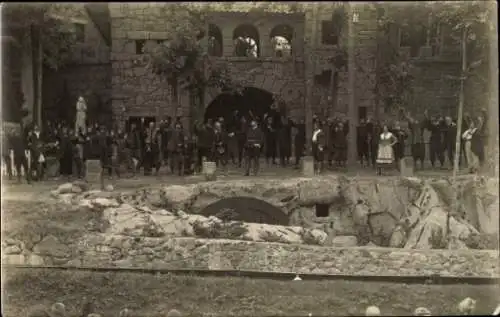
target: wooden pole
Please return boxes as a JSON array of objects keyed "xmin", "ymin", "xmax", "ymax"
[
  {"xmin": 347, "ymin": 3, "xmax": 358, "ymax": 165},
  {"xmin": 36, "ymin": 28, "xmax": 43, "ymax": 129},
  {"xmin": 447, "ymin": 26, "xmax": 467, "ymax": 240}
]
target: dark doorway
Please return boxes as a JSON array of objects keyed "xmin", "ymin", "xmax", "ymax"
[
  {"xmin": 358, "ymin": 106, "xmax": 367, "ymax": 121},
  {"xmin": 126, "ymin": 116, "xmax": 155, "ymax": 131},
  {"xmin": 200, "ymin": 197, "xmax": 290, "ymax": 225},
  {"xmin": 204, "ymin": 87, "xmax": 276, "ymax": 123}
]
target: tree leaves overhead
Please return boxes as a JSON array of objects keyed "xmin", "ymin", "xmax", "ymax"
[{"xmin": 3, "ymin": 3, "xmax": 81, "ymax": 70}]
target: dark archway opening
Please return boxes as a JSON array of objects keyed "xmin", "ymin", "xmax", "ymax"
[
  {"xmin": 200, "ymin": 197, "xmax": 290, "ymax": 225},
  {"xmin": 204, "ymin": 87, "xmax": 278, "ymax": 124}
]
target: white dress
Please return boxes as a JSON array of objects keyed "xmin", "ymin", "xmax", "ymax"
[
  {"xmin": 376, "ymin": 132, "xmax": 395, "ymax": 164},
  {"xmin": 75, "ymin": 99, "xmax": 87, "ymax": 134}
]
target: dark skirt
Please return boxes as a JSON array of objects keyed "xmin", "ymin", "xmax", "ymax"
[
  {"xmin": 59, "ymin": 151, "xmax": 73, "ymax": 176},
  {"xmin": 313, "ymin": 144, "xmax": 325, "ymax": 162},
  {"xmin": 411, "ymin": 143, "xmax": 426, "ymax": 160}
]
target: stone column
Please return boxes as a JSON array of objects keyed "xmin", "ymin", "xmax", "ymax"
[{"xmin": 221, "ymin": 27, "xmax": 234, "ymax": 57}]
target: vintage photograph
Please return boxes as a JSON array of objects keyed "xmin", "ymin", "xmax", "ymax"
[{"xmin": 1, "ymin": 2, "xmax": 499, "ymax": 316}]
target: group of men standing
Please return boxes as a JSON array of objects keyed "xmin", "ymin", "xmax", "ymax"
[{"xmin": 120, "ymin": 110, "xmax": 307, "ymax": 177}]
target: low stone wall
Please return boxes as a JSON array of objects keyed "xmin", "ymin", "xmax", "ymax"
[{"xmin": 3, "ymin": 235, "xmax": 499, "ymax": 278}]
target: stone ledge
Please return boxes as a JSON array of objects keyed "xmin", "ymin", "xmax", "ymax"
[{"xmin": 3, "ymin": 236, "xmax": 498, "ymax": 278}]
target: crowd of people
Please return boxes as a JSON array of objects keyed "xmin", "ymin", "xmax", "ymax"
[
  {"xmin": 25, "ymin": 296, "xmax": 500, "ymax": 316},
  {"xmin": 1, "ymin": 106, "xmax": 490, "ymax": 182}
]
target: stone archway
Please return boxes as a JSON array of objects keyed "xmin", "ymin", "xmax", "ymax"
[
  {"xmin": 200, "ymin": 196, "xmax": 290, "ymax": 225},
  {"xmin": 204, "ymin": 86, "xmax": 276, "ymax": 122}
]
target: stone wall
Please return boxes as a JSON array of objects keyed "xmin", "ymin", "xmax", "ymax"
[
  {"xmin": 3, "ymin": 235, "xmax": 498, "ymax": 278},
  {"xmin": 43, "ymin": 64, "xmax": 112, "ymax": 125},
  {"xmin": 42, "ymin": 4, "xmax": 112, "ymax": 124},
  {"xmin": 408, "ymin": 60, "xmax": 461, "ymax": 117}
]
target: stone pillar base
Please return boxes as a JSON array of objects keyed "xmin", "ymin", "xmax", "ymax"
[
  {"xmin": 85, "ymin": 159, "xmax": 101, "ymax": 183},
  {"xmin": 302, "ymin": 156, "xmax": 314, "ymax": 176}
]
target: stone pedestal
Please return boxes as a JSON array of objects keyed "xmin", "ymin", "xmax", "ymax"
[
  {"xmin": 203, "ymin": 161, "xmax": 217, "ymax": 181},
  {"xmin": 400, "ymin": 157, "xmax": 414, "ymax": 177},
  {"xmin": 85, "ymin": 159, "xmax": 101, "ymax": 183},
  {"xmin": 302, "ymin": 156, "xmax": 315, "ymax": 176}
]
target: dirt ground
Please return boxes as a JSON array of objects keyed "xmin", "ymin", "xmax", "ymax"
[{"xmin": 2, "ymin": 268, "xmax": 499, "ymax": 317}]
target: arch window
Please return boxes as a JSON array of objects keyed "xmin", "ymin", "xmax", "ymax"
[
  {"xmin": 233, "ymin": 24, "xmax": 260, "ymax": 57},
  {"xmin": 270, "ymin": 24, "xmax": 293, "ymax": 57},
  {"xmin": 207, "ymin": 24, "xmax": 223, "ymax": 57}
]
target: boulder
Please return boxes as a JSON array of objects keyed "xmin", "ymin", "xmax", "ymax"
[
  {"xmin": 404, "ymin": 207, "xmax": 478, "ymax": 249},
  {"xmin": 301, "ymin": 228, "xmax": 328, "ymax": 245},
  {"xmin": 162, "ymin": 185, "xmax": 200, "ymax": 210},
  {"xmin": 72, "ymin": 180, "xmax": 89, "ymax": 192},
  {"xmin": 330, "ymin": 235, "xmax": 358, "ymax": 247},
  {"xmin": 92, "ymin": 198, "xmax": 119, "ymax": 209},
  {"xmin": 33, "ymin": 235, "xmax": 71, "ymax": 258},
  {"xmin": 59, "ymin": 193, "xmax": 75, "ymax": 204},
  {"xmin": 71, "ymin": 186, "xmax": 83, "ymax": 194},
  {"xmin": 56, "ymin": 183, "xmax": 74, "ymax": 195}
]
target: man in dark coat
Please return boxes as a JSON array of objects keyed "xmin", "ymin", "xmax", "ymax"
[
  {"xmin": 28, "ymin": 125, "xmax": 46, "ymax": 181},
  {"xmin": 441, "ymin": 116, "xmax": 458, "ymax": 168},
  {"xmin": 160, "ymin": 116, "xmax": 172, "ymax": 167},
  {"xmin": 2, "ymin": 129, "xmax": 12, "ymax": 180},
  {"xmin": 245, "ymin": 120, "xmax": 263, "ymax": 176},
  {"xmin": 404, "ymin": 112, "xmax": 426, "ymax": 170},
  {"xmin": 325, "ymin": 118, "xmax": 335, "ymax": 168},
  {"xmin": 212, "ymin": 121, "xmax": 228, "ymax": 171},
  {"xmin": 424, "ymin": 110, "xmax": 444, "ymax": 168},
  {"xmin": 10, "ymin": 127, "xmax": 30, "ymax": 183},
  {"xmin": 277, "ymin": 115, "xmax": 292, "ymax": 167},
  {"xmin": 391, "ymin": 121, "xmax": 408, "ymax": 169},
  {"xmin": 357, "ymin": 118, "xmax": 369, "ymax": 167},
  {"xmin": 263, "ymin": 115, "xmax": 277, "ymax": 166},
  {"xmin": 128, "ymin": 122, "xmax": 142, "ymax": 175},
  {"xmin": 292, "ymin": 118, "xmax": 306, "ymax": 168},
  {"xmin": 194, "ymin": 121, "xmax": 215, "ymax": 173},
  {"xmin": 167, "ymin": 121, "xmax": 185, "ymax": 175},
  {"xmin": 237, "ymin": 116, "xmax": 248, "ymax": 167}
]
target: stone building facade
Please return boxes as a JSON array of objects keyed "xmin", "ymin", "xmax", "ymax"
[
  {"xmin": 42, "ymin": 4, "xmax": 112, "ymax": 126},
  {"xmin": 41, "ymin": 3, "xmax": 464, "ymax": 130}
]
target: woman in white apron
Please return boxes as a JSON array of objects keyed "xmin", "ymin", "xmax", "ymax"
[
  {"xmin": 462, "ymin": 121, "xmax": 479, "ymax": 173},
  {"xmin": 376, "ymin": 124, "xmax": 398, "ymax": 175}
]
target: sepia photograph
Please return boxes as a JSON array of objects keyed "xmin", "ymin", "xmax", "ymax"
[{"xmin": 1, "ymin": 2, "xmax": 499, "ymax": 316}]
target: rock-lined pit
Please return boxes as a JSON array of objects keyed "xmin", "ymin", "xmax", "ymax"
[
  {"xmin": 59, "ymin": 176, "xmax": 499, "ymax": 249},
  {"xmin": 3, "ymin": 176, "xmax": 498, "ymax": 277}
]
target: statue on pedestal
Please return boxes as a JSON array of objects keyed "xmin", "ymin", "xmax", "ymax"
[{"xmin": 75, "ymin": 96, "xmax": 87, "ymax": 134}]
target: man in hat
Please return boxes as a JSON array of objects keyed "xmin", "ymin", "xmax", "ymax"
[{"xmin": 244, "ymin": 120, "xmax": 263, "ymax": 176}]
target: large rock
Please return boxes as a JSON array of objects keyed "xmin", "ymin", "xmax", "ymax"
[{"xmin": 33, "ymin": 235, "xmax": 71, "ymax": 258}]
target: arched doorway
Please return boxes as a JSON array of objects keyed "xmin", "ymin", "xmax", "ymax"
[
  {"xmin": 200, "ymin": 196, "xmax": 290, "ymax": 225},
  {"xmin": 204, "ymin": 87, "xmax": 278, "ymax": 123}
]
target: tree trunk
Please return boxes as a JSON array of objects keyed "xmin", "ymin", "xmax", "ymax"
[
  {"xmin": 36, "ymin": 28, "xmax": 43, "ymax": 129},
  {"xmin": 347, "ymin": 3, "xmax": 358, "ymax": 165},
  {"xmin": 448, "ymin": 27, "xmax": 467, "ymax": 239}
]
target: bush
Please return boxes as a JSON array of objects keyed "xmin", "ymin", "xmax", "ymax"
[
  {"xmin": 428, "ymin": 227, "xmax": 448, "ymax": 249},
  {"xmin": 464, "ymin": 233, "xmax": 499, "ymax": 250},
  {"xmin": 192, "ymin": 220, "xmax": 248, "ymax": 240},
  {"xmin": 299, "ymin": 229, "xmax": 324, "ymax": 245},
  {"xmin": 259, "ymin": 231, "xmax": 290, "ymax": 244}
]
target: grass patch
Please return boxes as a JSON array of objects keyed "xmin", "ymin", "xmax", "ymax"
[
  {"xmin": 1, "ymin": 200, "xmax": 103, "ymax": 250},
  {"xmin": 2, "ymin": 268, "xmax": 499, "ymax": 317}
]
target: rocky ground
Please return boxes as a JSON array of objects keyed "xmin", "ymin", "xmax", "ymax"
[
  {"xmin": 2, "ymin": 175, "xmax": 498, "ymax": 266},
  {"xmin": 48, "ymin": 175, "xmax": 500, "ymax": 249}
]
